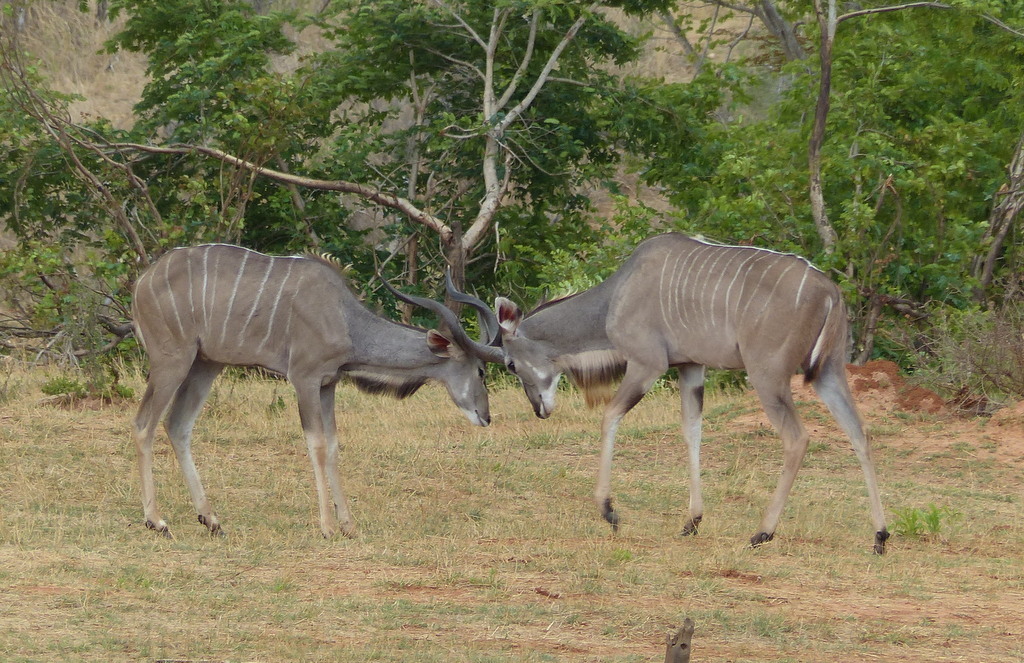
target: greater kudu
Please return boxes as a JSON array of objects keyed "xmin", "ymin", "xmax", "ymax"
[
  {"xmin": 472, "ymin": 233, "xmax": 888, "ymax": 553},
  {"xmin": 132, "ymin": 244, "xmax": 498, "ymax": 538}
]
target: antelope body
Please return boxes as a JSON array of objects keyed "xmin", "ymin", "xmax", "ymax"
[
  {"xmin": 488, "ymin": 232, "xmax": 888, "ymax": 553},
  {"xmin": 132, "ymin": 244, "xmax": 494, "ymax": 538}
]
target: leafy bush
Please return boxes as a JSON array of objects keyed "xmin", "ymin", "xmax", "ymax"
[
  {"xmin": 40, "ymin": 376, "xmax": 89, "ymax": 400},
  {"xmin": 40, "ymin": 361, "xmax": 135, "ymax": 403}
]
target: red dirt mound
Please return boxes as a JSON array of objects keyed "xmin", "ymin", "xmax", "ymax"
[{"xmin": 846, "ymin": 360, "xmax": 947, "ymax": 415}]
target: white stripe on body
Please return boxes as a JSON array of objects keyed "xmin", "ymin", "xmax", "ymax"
[
  {"xmin": 220, "ymin": 250, "xmax": 251, "ymax": 347},
  {"xmin": 257, "ymin": 259, "xmax": 295, "ymax": 354},
  {"xmin": 675, "ymin": 244, "xmax": 715, "ymax": 331},
  {"xmin": 163, "ymin": 250, "xmax": 187, "ymax": 340},
  {"xmin": 697, "ymin": 247, "xmax": 734, "ymax": 335},
  {"xmin": 239, "ymin": 258, "xmax": 275, "ymax": 339},
  {"xmin": 658, "ymin": 254, "xmax": 675, "ymax": 332},
  {"xmin": 660, "ymin": 251, "xmax": 686, "ymax": 334},
  {"xmin": 133, "ymin": 272, "xmax": 151, "ymax": 350},
  {"xmin": 284, "ymin": 267, "xmax": 307, "ymax": 342},
  {"xmin": 751, "ymin": 261, "xmax": 801, "ymax": 323},
  {"xmin": 723, "ymin": 251, "xmax": 764, "ymax": 330},
  {"xmin": 794, "ymin": 264, "xmax": 811, "ymax": 309},
  {"xmin": 735, "ymin": 252, "xmax": 777, "ymax": 324},
  {"xmin": 201, "ymin": 246, "xmax": 212, "ymax": 339},
  {"xmin": 808, "ymin": 297, "xmax": 834, "ymax": 368},
  {"xmin": 186, "ymin": 250, "xmax": 196, "ymax": 320}
]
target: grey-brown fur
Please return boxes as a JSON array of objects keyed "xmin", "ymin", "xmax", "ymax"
[
  {"xmin": 487, "ymin": 233, "xmax": 888, "ymax": 553},
  {"xmin": 131, "ymin": 244, "xmax": 495, "ymax": 539}
]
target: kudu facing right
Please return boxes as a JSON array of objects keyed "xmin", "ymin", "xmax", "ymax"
[
  {"xmin": 132, "ymin": 244, "xmax": 497, "ymax": 539},
  {"xmin": 466, "ymin": 233, "xmax": 888, "ymax": 553}
]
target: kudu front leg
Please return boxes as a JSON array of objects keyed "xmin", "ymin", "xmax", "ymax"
[
  {"xmin": 594, "ymin": 363, "xmax": 661, "ymax": 532},
  {"xmin": 318, "ymin": 384, "xmax": 356, "ymax": 537},
  {"xmin": 296, "ymin": 383, "xmax": 355, "ymax": 538}
]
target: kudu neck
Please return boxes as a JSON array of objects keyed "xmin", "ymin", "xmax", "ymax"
[
  {"xmin": 351, "ymin": 310, "xmax": 444, "ymax": 372},
  {"xmin": 522, "ymin": 281, "xmax": 616, "ymax": 355}
]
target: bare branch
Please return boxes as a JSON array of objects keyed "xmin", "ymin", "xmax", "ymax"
[
  {"xmin": 107, "ymin": 142, "xmax": 455, "ymax": 243},
  {"xmin": 430, "ymin": 0, "xmax": 488, "ymax": 49},
  {"xmin": 838, "ymin": 2, "xmax": 951, "ymax": 23},
  {"xmin": 979, "ymin": 12, "xmax": 1024, "ymax": 39},
  {"xmin": 495, "ymin": 10, "xmax": 541, "ymax": 110},
  {"xmin": 658, "ymin": 10, "xmax": 695, "ymax": 56},
  {"xmin": 495, "ymin": 3, "xmax": 598, "ymax": 134},
  {"xmin": 419, "ymin": 44, "xmax": 485, "ymax": 80}
]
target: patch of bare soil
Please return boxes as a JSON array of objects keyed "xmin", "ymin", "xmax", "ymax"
[{"xmin": 733, "ymin": 359, "xmax": 1024, "ymax": 467}]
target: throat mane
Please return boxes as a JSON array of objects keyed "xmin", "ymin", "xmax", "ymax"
[
  {"xmin": 556, "ymin": 349, "xmax": 626, "ymax": 408},
  {"xmin": 347, "ymin": 371, "xmax": 426, "ymax": 399}
]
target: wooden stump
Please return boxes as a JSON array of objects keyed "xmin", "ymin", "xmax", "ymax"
[{"xmin": 664, "ymin": 618, "xmax": 695, "ymax": 663}]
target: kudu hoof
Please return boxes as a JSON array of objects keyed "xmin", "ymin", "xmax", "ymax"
[
  {"xmin": 873, "ymin": 529, "xmax": 890, "ymax": 555},
  {"xmin": 680, "ymin": 516, "xmax": 702, "ymax": 537},
  {"xmin": 145, "ymin": 519, "xmax": 173, "ymax": 539},
  {"xmin": 749, "ymin": 531, "xmax": 774, "ymax": 548},
  {"xmin": 198, "ymin": 514, "xmax": 224, "ymax": 537},
  {"xmin": 320, "ymin": 521, "xmax": 357, "ymax": 539},
  {"xmin": 601, "ymin": 498, "xmax": 620, "ymax": 533}
]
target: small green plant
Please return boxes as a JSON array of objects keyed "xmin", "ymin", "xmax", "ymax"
[
  {"xmin": 267, "ymin": 394, "xmax": 287, "ymax": 415},
  {"xmin": 891, "ymin": 504, "xmax": 960, "ymax": 538},
  {"xmin": 41, "ymin": 376, "xmax": 89, "ymax": 399},
  {"xmin": 40, "ymin": 369, "xmax": 134, "ymax": 403},
  {"xmin": 609, "ymin": 548, "xmax": 634, "ymax": 564}
]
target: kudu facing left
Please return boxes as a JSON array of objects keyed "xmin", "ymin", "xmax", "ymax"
[{"xmin": 132, "ymin": 244, "xmax": 496, "ymax": 538}]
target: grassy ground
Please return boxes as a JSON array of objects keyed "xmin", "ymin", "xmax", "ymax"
[{"xmin": 1, "ymin": 362, "xmax": 1022, "ymax": 662}]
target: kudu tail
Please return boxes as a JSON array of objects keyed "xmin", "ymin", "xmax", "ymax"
[{"xmin": 803, "ymin": 295, "xmax": 848, "ymax": 384}]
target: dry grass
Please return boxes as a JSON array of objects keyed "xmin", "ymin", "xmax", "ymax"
[{"xmin": 1, "ymin": 360, "xmax": 1023, "ymax": 662}]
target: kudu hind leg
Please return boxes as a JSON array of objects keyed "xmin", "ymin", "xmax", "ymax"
[
  {"xmin": 133, "ymin": 361, "xmax": 195, "ymax": 537},
  {"xmin": 678, "ymin": 364, "xmax": 706, "ymax": 537},
  {"xmin": 748, "ymin": 374, "xmax": 810, "ymax": 547},
  {"xmin": 164, "ymin": 359, "xmax": 224, "ymax": 535},
  {"xmin": 811, "ymin": 363, "xmax": 889, "ymax": 553}
]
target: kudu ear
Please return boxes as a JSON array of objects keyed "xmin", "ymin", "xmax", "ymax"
[
  {"xmin": 426, "ymin": 329, "xmax": 462, "ymax": 358},
  {"xmin": 494, "ymin": 297, "xmax": 523, "ymax": 335}
]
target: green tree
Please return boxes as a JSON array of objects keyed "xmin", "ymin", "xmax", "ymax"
[{"xmin": 646, "ymin": 1, "xmax": 1024, "ymax": 361}]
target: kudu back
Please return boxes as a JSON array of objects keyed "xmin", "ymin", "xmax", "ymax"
[
  {"xmin": 132, "ymin": 244, "xmax": 494, "ymax": 538},
  {"xmin": 486, "ymin": 233, "xmax": 888, "ymax": 553}
]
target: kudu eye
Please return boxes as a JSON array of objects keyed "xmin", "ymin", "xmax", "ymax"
[
  {"xmin": 506, "ymin": 360, "xmax": 517, "ymax": 374},
  {"xmin": 478, "ymin": 367, "xmax": 486, "ymax": 379}
]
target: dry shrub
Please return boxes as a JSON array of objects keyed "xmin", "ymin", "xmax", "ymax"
[{"xmin": 910, "ymin": 301, "xmax": 1024, "ymax": 414}]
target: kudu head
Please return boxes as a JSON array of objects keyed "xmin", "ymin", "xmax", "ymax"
[
  {"xmin": 492, "ymin": 297, "xmax": 561, "ymax": 419},
  {"xmin": 444, "ymin": 279, "xmax": 560, "ymax": 420},
  {"xmin": 381, "ymin": 274, "xmax": 503, "ymax": 427}
]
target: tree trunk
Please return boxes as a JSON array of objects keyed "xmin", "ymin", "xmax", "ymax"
[
  {"xmin": 443, "ymin": 222, "xmax": 468, "ymax": 315},
  {"xmin": 974, "ymin": 130, "xmax": 1024, "ymax": 301},
  {"xmin": 401, "ymin": 233, "xmax": 419, "ymax": 325},
  {"xmin": 759, "ymin": 0, "xmax": 806, "ymax": 61},
  {"xmin": 809, "ymin": 0, "xmax": 838, "ymax": 254},
  {"xmin": 855, "ymin": 292, "xmax": 883, "ymax": 365}
]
